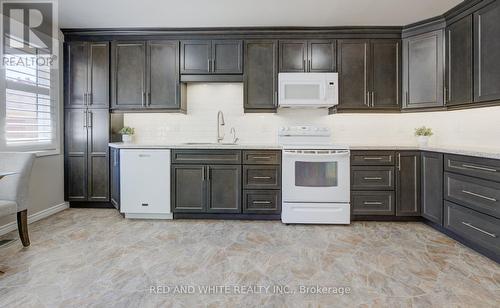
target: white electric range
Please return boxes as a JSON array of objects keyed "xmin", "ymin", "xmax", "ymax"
[{"xmin": 279, "ymin": 125, "xmax": 350, "ymax": 224}]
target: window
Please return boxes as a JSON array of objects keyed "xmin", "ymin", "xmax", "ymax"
[{"xmin": 3, "ymin": 50, "xmax": 58, "ymax": 153}]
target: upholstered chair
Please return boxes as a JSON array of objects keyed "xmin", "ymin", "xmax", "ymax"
[{"xmin": 0, "ymin": 152, "xmax": 35, "ymax": 247}]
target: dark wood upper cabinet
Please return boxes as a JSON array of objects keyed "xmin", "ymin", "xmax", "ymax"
[
  {"xmin": 421, "ymin": 152, "xmax": 443, "ymax": 225},
  {"xmin": 279, "ymin": 40, "xmax": 308, "ymax": 72},
  {"xmin": 308, "ymin": 40, "xmax": 336, "ymax": 72},
  {"xmin": 402, "ymin": 30, "xmax": 444, "ymax": 109},
  {"xmin": 396, "ymin": 151, "xmax": 421, "ymax": 216},
  {"xmin": 446, "ymin": 15, "xmax": 473, "ymax": 106},
  {"xmin": 337, "ymin": 40, "xmax": 370, "ymax": 109},
  {"xmin": 111, "ymin": 41, "xmax": 184, "ymax": 111},
  {"xmin": 206, "ymin": 165, "xmax": 242, "ymax": 213},
  {"xmin": 370, "ymin": 40, "xmax": 400, "ymax": 109},
  {"xmin": 65, "ymin": 42, "xmax": 109, "ymax": 109},
  {"xmin": 181, "ymin": 40, "xmax": 243, "ymax": 74},
  {"xmin": 212, "ymin": 40, "xmax": 243, "ymax": 74},
  {"xmin": 474, "ymin": 0, "xmax": 500, "ymax": 103},
  {"xmin": 111, "ymin": 41, "xmax": 146, "ymax": 109},
  {"xmin": 279, "ymin": 40, "xmax": 336, "ymax": 72},
  {"xmin": 244, "ymin": 40, "xmax": 278, "ymax": 111},
  {"xmin": 147, "ymin": 41, "xmax": 181, "ymax": 109},
  {"xmin": 180, "ymin": 40, "xmax": 211, "ymax": 74}
]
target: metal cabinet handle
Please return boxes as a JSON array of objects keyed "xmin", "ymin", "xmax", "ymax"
[
  {"xmin": 253, "ymin": 176, "xmax": 272, "ymax": 179},
  {"xmin": 212, "ymin": 59, "xmax": 216, "ymax": 71},
  {"xmin": 364, "ymin": 177, "xmax": 382, "ymax": 180},
  {"xmin": 141, "ymin": 91, "xmax": 145, "ymax": 107},
  {"xmin": 252, "ymin": 156, "xmax": 272, "ymax": 159},
  {"xmin": 363, "ymin": 201, "xmax": 383, "ymax": 205},
  {"xmin": 462, "ymin": 164, "xmax": 497, "ymax": 173},
  {"xmin": 397, "ymin": 153, "xmax": 401, "ymax": 171},
  {"xmin": 148, "ymin": 92, "xmax": 151, "ymax": 106},
  {"xmin": 253, "ymin": 201, "xmax": 272, "ymax": 204},
  {"xmin": 274, "ymin": 91, "xmax": 278, "ymax": 106},
  {"xmin": 207, "ymin": 59, "xmax": 211, "ymax": 72},
  {"xmin": 88, "ymin": 111, "xmax": 92, "ymax": 128},
  {"xmin": 83, "ymin": 110, "xmax": 87, "ymax": 128},
  {"xmin": 364, "ymin": 157, "xmax": 383, "ymax": 160},
  {"xmin": 461, "ymin": 222, "xmax": 497, "ymax": 238},
  {"xmin": 371, "ymin": 92, "xmax": 375, "ymax": 107},
  {"xmin": 461, "ymin": 190, "xmax": 497, "ymax": 202}
]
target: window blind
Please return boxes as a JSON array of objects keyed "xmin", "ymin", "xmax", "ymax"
[{"xmin": 4, "ymin": 53, "xmax": 57, "ymax": 151}]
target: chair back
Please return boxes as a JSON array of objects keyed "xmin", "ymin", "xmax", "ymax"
[{"xmin": 0, "ymin": 152, "xmax": 35, "ymax": 211}]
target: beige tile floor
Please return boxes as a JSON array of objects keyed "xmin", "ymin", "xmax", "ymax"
[{"xmin": 0, "ymin": 208, "xmax": 499, "ymax": 307}]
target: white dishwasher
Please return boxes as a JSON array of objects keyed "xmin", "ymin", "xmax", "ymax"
[{"xmin": 120, "ymin": 149, "xmax": 172, "ymax": 219}]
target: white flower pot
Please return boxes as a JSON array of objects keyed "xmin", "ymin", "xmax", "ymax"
[
  {"xmin": 417, "ymin": 136, "xmax": 429, "ymax": 147},
  {"xmin": 122, "ymin": 134, "xmax": 133, "ymax": 143}
]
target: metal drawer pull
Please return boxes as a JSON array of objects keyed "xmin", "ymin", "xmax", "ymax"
[
  {"xmin": 253, "ymin": 176, "xmax": 272, "ymax": 179},
  {"xmin": 253, "ymin": 201, "xmax": 271, "ymax": 204},
  {"xmin": 461, "ymin": 190, "xmax": 497, "ymax": 202},
  {"xmin": 462, "ymin": 164, "xmax": 497, "ymax": 173},
  {"xmin": 364, "ymin": 177, "xmax": 382, "ymax": 180},
  {"xmin": 252, "ymin": 156, "xmax": 272, "ymax": 159},
  {"xmin": 364, "ymin": 157, "xmax": 383, "ymax": 160},
  {"xmin": 363, "ymin": 202, "xmax": 383, "ymax": 205},
  {"xmin": 461, "ymin": 222, "xmax": 497, "ymax": 238}
]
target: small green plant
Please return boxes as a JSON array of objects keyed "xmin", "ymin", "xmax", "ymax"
[
  {"xmin": 119, "ymin": 126, "xmax": 135, "ymax": 135},
  {"xmin": 414, "ymin": 126, "xmax": 433, "ymax": 137}
]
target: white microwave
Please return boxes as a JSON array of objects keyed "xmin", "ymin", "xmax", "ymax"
[{"xmin": 278, "ymin": 73, "xmax": 339, "ymax": 108}]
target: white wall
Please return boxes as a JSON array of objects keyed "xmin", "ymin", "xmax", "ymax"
[{"xmin": 124, "ymin": 84, "xmax": 500, "ymax": 150}]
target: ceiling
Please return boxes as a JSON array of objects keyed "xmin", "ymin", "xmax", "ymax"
[{"xmin": 59, "ymin": 0, "xmax": 463, "ymax": 29}]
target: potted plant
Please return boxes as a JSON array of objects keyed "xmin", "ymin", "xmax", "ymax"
[
  {"xmin": 414, "ymin": 126, "xmax": 433, "ymax": 147},
  {"xmin": 119, "ymin": 126, "xmax": 135, "ymax": 143}
]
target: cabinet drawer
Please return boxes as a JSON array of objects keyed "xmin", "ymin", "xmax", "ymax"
[
  {"xmin": 243, "ymin": 150, "xmax": 281, "ymax": 165},
  {"xmin": 351, "ymin": 151, "xmax": 395, "ymax": 166},
  {"xmin": 445, "ymin": 154, "xmax": 500, "ymax": 182},
  {"xmin": 243, "ymin": 190, "xmax": 281, "ymax": 214},
  {"xmin": 444, "ymin": 201, "xmax": 500, "ymax": 257},
  {"xmin": 171, "ymin": 149, "xmax": 241, "ymax": 164},
  {"xmin": 352, "ymin": 191, "xmax": 395, "ymax": 215},
  {"xmin": 351, "ymin": 166, "xmax": 395, "ymax": 190},
  {"xmin": 243, "ymin": 165, "xmax": 281, "ymax": 189},
  {"xmin": 444, "ymin": 172, "xmax": 500, "ymax": 219}
]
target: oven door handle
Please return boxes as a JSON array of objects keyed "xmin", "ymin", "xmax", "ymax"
[{"xmin": 283, "ymin": 151, "xmax": 349, "ymax": 157}]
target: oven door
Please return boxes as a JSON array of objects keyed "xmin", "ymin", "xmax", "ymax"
[{"xmin": 282, "ymin": 149, "xmax": 350, "ymax": 203}]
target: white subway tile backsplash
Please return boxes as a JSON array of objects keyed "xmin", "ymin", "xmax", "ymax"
[{"xmin": 124, "ymin": 83, "xmax": 500, "ymax": 149}]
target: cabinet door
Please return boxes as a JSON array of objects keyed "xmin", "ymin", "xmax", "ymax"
[
  {"xmin": 212, "ymin": 40, "xmax": 243, "ymax": 74},
  {"xmin": 371, "ymin": 40, "xmax": 400, "ymax": 109},
  {"xmin": 110, "ymin": 147, "xmax": 120, "ymax": 210},
  {"xmin": 172, "ymin": 165, "xmax": 206, "ymax": 212},
  {"xmin": 111, "ymin": 41, "xmax": 146, "ymax": 109},
  {"xmin": 279, "ymin": 40, "xmax": 307, "ymax": 72},
  {"xmin": 180, "ymin": 40, "xmax": 211, "ymax": 74},
  {"xmin": 244, "ymin": 40, "xmax": 278, "ymax": 111},
  {"xmin": 396, "ymin": 152, "xmax": 421, "ymax": 216},
  {"xmin": 446, "ymin": 16, "xmax": 473, "ymax": 106},
  {"xmin": 402, "ymin": 30, "xmax": 444, "ymax": 109},
  {"xmin": 147, "ymin": 41, "xmax": 180, "ymax": 109},
  {"xmin": 308, "ymin": 40, "xmax": 336, "ymax": 72},
  {"xmin": 64, "ymin": 42, "xmax": 88, "ymax": 108},
  {"xmin": 421, "ymin": 152, "xmax": 443, "ymax": 225},
  {"xmin": 207, "ymin": 165, "xmax": 241, "ymax": 213},
  {"xmin": 64, "ymin": 109, "xmax": 88, "ymax": 201},
  {"xmin": 474, "ymin": 1, "xmax": 500, "ymax": 103},
  {"xmin": 87, "ymin": 109, "xmax": 109, "ymax": 202},
  {"xmin": 88, "ymin": 42, "xmax": 109, "ymax": 108},
  {"xmin": 337, "ymin": 40, "xmax": 370, "ymax": 109}
]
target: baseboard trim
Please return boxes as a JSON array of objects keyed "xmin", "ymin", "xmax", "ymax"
[{"xmin": 0, "ymin": 202, "xmax": 69, "ymax": 236}]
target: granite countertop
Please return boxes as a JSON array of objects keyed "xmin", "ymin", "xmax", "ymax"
[
  {"xmin": 109, "ymin": 143, "xmax": 500, "ymax": 160},
  {"xmin": 108, "ymin": 142, "xmax": 282, "ymax": 150}
]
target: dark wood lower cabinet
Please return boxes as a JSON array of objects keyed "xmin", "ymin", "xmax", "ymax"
[
  {"xmin": 421, "ymin": 152, "xmax": 443, "ymax": 224},
  {"xmin": 171, "ymin": 150, "xmax": 281, "ymax": 218},
  {"xmin": 396, "ymin": 151, "xmax": 421, "ymax": 216}
]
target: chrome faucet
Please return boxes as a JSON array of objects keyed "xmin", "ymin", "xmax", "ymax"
[
  {"xmin": 217, "ymin": 110, "xmax": 225, "ymax": 143},
  {"xmin": 230, "ymin": 127, "xmax": 239, "ymax": 144}
]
